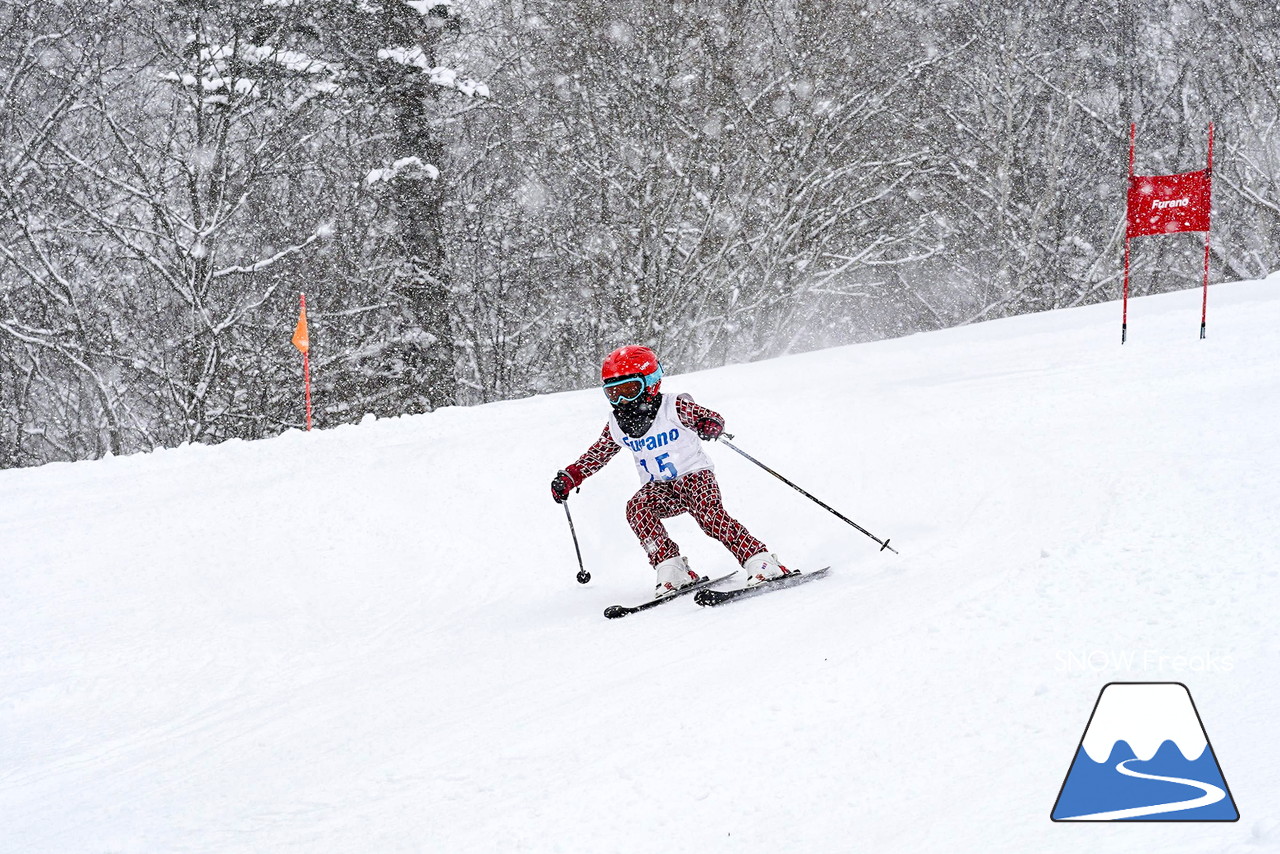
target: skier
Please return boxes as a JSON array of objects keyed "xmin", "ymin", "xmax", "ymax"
[{"xmin": 550, "ymin": 345, "xmax": 792, "ymax": 598}]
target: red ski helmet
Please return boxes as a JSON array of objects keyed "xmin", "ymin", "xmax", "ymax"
[{"xmin": 601, "ymin": 345, "xmax": 663, "ymax": 405}]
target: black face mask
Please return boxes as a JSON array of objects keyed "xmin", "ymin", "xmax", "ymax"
[{"xmin": 613, "ymin": 392, "xmax": 661, "ymax": 438}]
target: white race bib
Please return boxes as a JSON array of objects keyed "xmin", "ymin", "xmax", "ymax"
[{"xmin": 608, "ymin": 394, "xmax": 714, "ymax": 484}]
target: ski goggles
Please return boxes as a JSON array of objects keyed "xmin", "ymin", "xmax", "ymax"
[{"xmin": 603, "ymin": 366, "xmax": 662, "ymax": 404}]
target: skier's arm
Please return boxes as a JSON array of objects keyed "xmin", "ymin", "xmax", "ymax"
[
  {"xmin": 551, "ymin": 425, "xmax": 620, "ymax": 502},
  {"xmin": 571, "ymin": 425, "xmax": 622, "ymax": 477},
  {"xmin": 675, "ymin": 395, "xmax": 724, "ymax": 440}
]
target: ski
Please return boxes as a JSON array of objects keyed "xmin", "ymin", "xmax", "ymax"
[
  {"xmin": 694, "ymin": 566, "xmax": 831, "ymax": 607},
  {"xmin": 603, "ymin": 572, "xmax": 738, "ymax": 619}
]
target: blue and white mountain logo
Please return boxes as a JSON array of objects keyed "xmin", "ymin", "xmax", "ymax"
[{"xmin": 1051, "ymin": 682, "xmax": 1238, "ymax": 821}]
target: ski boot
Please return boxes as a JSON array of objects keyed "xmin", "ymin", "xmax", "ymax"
[
  {"xmin": 743, "ymin": 552, "xmax": 792, "ymax": 587},
  {"xmin": 654, "ymin": 555, "xmax": 701, "ymax": 598}
]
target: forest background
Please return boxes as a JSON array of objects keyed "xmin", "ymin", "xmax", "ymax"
[{"xmin": 1, "ymin": 0, "xmax": 1275, "ymax": 467}]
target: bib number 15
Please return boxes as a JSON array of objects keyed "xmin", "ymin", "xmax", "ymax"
[{"xmin": 640, "ymin": 452, "xmax": 678, "ymax": 481}]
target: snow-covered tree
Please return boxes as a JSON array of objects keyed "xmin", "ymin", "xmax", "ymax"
[{"xmin": 254, "ymin": 0, "xmax": 491, "ymax": 415}]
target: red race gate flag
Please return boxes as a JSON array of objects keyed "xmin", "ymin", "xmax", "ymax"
[
  {"xmin": 1122, "ymin": 123, "xmax": 1214, "ymax": 343},
  {"xmin": 1126, "ymin": 169, "xmax": 1212, "ymax": 237}
]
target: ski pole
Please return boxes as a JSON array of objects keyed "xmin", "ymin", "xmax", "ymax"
[
  {"xmin": 718, "ymin": 433, "xmax": 898, "ymax": 554},
  {"xmin": 562, "ymin": 500, "xmax": 591, "ymax": 584}
]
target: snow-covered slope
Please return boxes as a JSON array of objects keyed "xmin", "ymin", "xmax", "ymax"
[{"xmin": 3, "ymin": 277, "xmax": 1279, "ymax": 853}]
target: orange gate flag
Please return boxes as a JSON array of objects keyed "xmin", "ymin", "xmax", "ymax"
[
  {"xmin": 292, "ymin": 295, "xmax": 310, "ymax": 353},
  {"xmin": 292, "ymin": 293, "xmax": 313, "ymax": 431}
]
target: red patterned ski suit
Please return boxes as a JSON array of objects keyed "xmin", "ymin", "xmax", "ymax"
[{"xmin": 566, "ymin": 396, "xmax": 767, "ymax": 567}]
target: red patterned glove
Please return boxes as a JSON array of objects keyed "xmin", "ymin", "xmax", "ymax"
[
  {"xmin": 694, "ymin": 416, "xmax": 724, "ymax": 441},
  {"xmin": 551, "ymin": 464, "xmax": 584, "ymax": 503}
]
